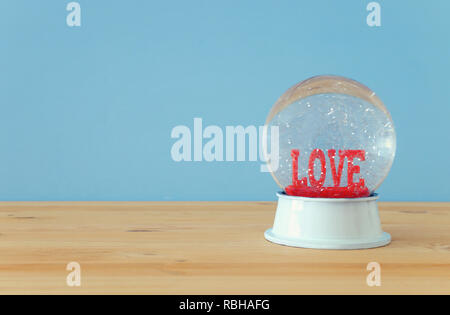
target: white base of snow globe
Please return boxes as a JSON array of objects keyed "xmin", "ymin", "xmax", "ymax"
[{"xmin": 264, "ymin": 192, "xmax": 391, "ymax": 250}]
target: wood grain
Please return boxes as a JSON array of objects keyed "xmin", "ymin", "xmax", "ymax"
[{"xmin": 0, "ymin": 201, "xmax": 448, "ymax": 294}]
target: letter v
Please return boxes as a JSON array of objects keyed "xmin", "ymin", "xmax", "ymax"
[{"xmin": 328, "ymin": 149, "xmax": 345, "ymax": 187}]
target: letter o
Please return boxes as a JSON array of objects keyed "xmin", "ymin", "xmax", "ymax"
[{"xmin": 308, "ymin": 149, "xmax": 326, "ymax": 188}]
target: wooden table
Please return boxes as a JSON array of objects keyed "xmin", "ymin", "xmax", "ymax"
[{"xmin": 0, "ymin": 202, "xmax": 448, "ymax": 295}]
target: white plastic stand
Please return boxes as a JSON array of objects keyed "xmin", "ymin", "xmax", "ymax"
[{"xmin": 265, "ymin": 192, "xmax": 391, "ymax": 250}]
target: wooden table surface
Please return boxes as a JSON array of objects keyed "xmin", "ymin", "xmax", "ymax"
[{"xmin": 0, "ymin": 201, "xmax": 449, "ymax": 295}]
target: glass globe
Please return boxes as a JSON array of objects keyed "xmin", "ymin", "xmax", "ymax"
[{"xmin": 264, "ymin": 75, "xmax": 396, "ymax": 198}]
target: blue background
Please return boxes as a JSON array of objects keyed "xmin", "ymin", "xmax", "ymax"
[{"xmin": 1, "ymin": 0, "xmax": 449, "ymax": 201}]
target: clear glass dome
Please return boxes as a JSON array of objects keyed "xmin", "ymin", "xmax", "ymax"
[{"xmin": 264, "ymin": 75, "xmax": 396, "ymax": 198}]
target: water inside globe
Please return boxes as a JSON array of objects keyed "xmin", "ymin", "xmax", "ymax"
[{"xmin": 264, "ymin": 76, "xmax": 396, "ymax": 198}]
